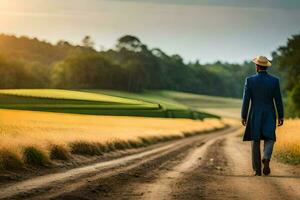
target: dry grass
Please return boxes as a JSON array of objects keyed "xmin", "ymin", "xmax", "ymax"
[
  {"xmin": 0, "ymin": 109, "xmax": 226, "ymax": 169},
  {"xmin": 275, "ymin": 119, "xmax": 300, "ymax": 165}
]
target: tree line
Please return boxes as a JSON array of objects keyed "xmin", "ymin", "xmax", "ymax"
[
  {"xmin": 0, "ymin": 33, "xmax": 299, "ymax": 116},
  {"xmin": 272, "ymin": 34, "xmax": 300, "ymax": 117},
  {"xmin": 0, "ymin": 34, "xmax": 262, "ymax": 95}
]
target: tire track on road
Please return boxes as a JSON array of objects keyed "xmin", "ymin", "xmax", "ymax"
[
  {"xmin": 136, "ymin": 127, "xmax": 300, "ymax": 200},
  {"xmin": 136, "ymin": 128, "xmax": 242, "ymax": 200},
  {"xmin": 173, "ymin": 128, "xmax": 300, "ymax": 200}
]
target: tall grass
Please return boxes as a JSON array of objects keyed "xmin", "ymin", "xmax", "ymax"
[
  {"xmin": 70, "ymin": 142, "xmax": 104, "ymax": 156},
  {"xmin": 23, "ymin": 146, "xmax": 50, "ymax": 166},
  {"xmin": 50, "ymin": 144, "xmax": 70, "ymax": 160},
  {"xmin": 0, "ymin": 149, "xmax": 23, "ymax": 170},
  {"xmin": 275, "ymin": 119, "xmax": 300, "ymax": 165},
  {"xmin": 0, "ymin": 109, "xmax": 226, "ymax": 170}
]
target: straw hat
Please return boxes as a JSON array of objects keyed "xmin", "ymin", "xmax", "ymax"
[{"xmin": 252, "ymin": 56, "xmax": 272, "ymax": 67}]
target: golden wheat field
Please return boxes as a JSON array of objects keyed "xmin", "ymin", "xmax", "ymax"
[
  {"xmin": 0, "ymin": 109, "xmax": 226, "ymax": 168},
  {"xmin": 275, "ymin": 119, "xmax": 300, "ymax": 164}
]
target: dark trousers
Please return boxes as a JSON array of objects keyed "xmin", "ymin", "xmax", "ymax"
[{"xmin": 251, "ymin": 140, "xmax": 274, "ymax": 172}]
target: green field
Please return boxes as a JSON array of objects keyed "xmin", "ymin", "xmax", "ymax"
[
  {"xmin": 157, "ymin": 91, "xmax": 242, "ymax": 119},
  {"xmin": 88, "ymin": 90, "xmax": 241, "ymax": 119},
  {"xmin": 0, "ymin": 89, "xmax": 148, "ymax": 105},
  {"xmin": 0, "ymin": 89, "xmax": 241, "ymax": 119}
]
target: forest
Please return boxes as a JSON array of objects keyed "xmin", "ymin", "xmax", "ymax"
[{"xmin": 0, "ymin": 33, "xmax": 299, "ymax": 116}]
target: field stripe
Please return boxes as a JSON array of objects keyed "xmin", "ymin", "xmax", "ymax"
[{"xmin": 0, "ymin": 89, "xmax": 149, "ymax": 105}]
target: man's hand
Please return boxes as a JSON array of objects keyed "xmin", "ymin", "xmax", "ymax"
[
  {"xmin": 242, "ymin": 119, "xmax": 247, "ymax": 126},
  {"xmin": 278, "ymin": 118, "xmax": 284, "ymax": 126}
]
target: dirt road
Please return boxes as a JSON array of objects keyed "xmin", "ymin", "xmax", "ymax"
[{"xmin": 1, "ymin": 126, "xmax": 299, "ymax": 200}]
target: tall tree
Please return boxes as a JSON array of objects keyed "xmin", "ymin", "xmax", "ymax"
[
  {"xmin": 82, "ymin": 36, "xmax": 95, "ymax": 49},
  {"xmin": 273, "ymin": 33, "xmax": 300, "ymax": 116},
  {"xmin": 116, "ymin": 35, "xmax": 143, "ymax": 52}
]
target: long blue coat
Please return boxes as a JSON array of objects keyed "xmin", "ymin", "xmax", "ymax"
[{"xmin": 241, "ymin": 71, "xmax": 284, "ymax": 141}]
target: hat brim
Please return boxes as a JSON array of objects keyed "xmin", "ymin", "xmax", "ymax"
[{"xmin": 252, "ymin": 58, "xmax": 272, "ymax": 67}]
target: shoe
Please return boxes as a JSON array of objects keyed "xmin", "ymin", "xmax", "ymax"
[
  {"xmin": 262, "ymin": 159, "xmax": 271, "ymax": 175},
  {"xmin": 254, "ymin": 171, "xmax": 262, "ymax": 176}
]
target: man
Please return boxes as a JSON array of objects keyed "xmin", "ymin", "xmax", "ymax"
[{"xmin": 241, "ymin": 55, "xmax": 284, "ymax": 176}]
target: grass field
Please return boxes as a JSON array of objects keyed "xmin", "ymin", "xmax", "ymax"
[
  {"xmin": 88, "ymin": 90, "xmax": 188, "ymax": 110},
  {"xmin": 157, "ymin": 91, "xmax": 242, "ymax": 119},
  {"xmin": 275, "ymin": 119, "xmax": 300, "ymax": 165},
  {"xmin": 0, "ymin": 109, "xmax": 226, "ymax": 170},
  {"xmin": 87, "ymin": 90, "xmax": 241, "ymax": 118},
  {"xmin": 0, "ymin": 89, "xmax": 220, "ymax": 119},
  {"xmin": 0, "ymin": 89, "xmax": 146, "ymax": 105}
]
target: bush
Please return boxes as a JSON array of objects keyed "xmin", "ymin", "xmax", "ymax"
[
  {"xmin": 23, "ymin": 146, "xmax": 50, "ymax": 166},
  {"xmin": 0, "ymin": 149, "xmax": 23, "ymax": 170},
  {"xmin": 50, "ymin": 144, "xmax": 70, "ymax": 160}
]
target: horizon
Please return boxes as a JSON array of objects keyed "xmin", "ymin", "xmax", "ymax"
[{"xmin": 0, "ymin": 0, "xmax": 299, "ymax": 63}]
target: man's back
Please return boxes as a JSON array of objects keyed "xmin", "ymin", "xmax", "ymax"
[
  {"xmin": 241, "ymin": 71, "xmax": 284, "ymax": 141},
  {"xmin": 248, "ymin": 72, "xmax": 280, "ymax": 108}
]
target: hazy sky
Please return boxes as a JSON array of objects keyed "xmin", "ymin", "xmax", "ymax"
[{"xmin": 0, "ymin": 0, "xmax": 299, "ymax": 63}]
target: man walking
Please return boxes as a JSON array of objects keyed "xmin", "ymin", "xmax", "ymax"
[{"xmin": 241, "ymin": 56, "xmax": 284, "ymax": 176}]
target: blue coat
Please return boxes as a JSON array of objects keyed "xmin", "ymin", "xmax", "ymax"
[{"xmin": 241, "ymin": 71, "xmax": 284, "ymax": 141}]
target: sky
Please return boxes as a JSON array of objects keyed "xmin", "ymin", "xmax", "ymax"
[{"xmin": 0, "ymin": 0, "xmax": 299, "ymax": 63}]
